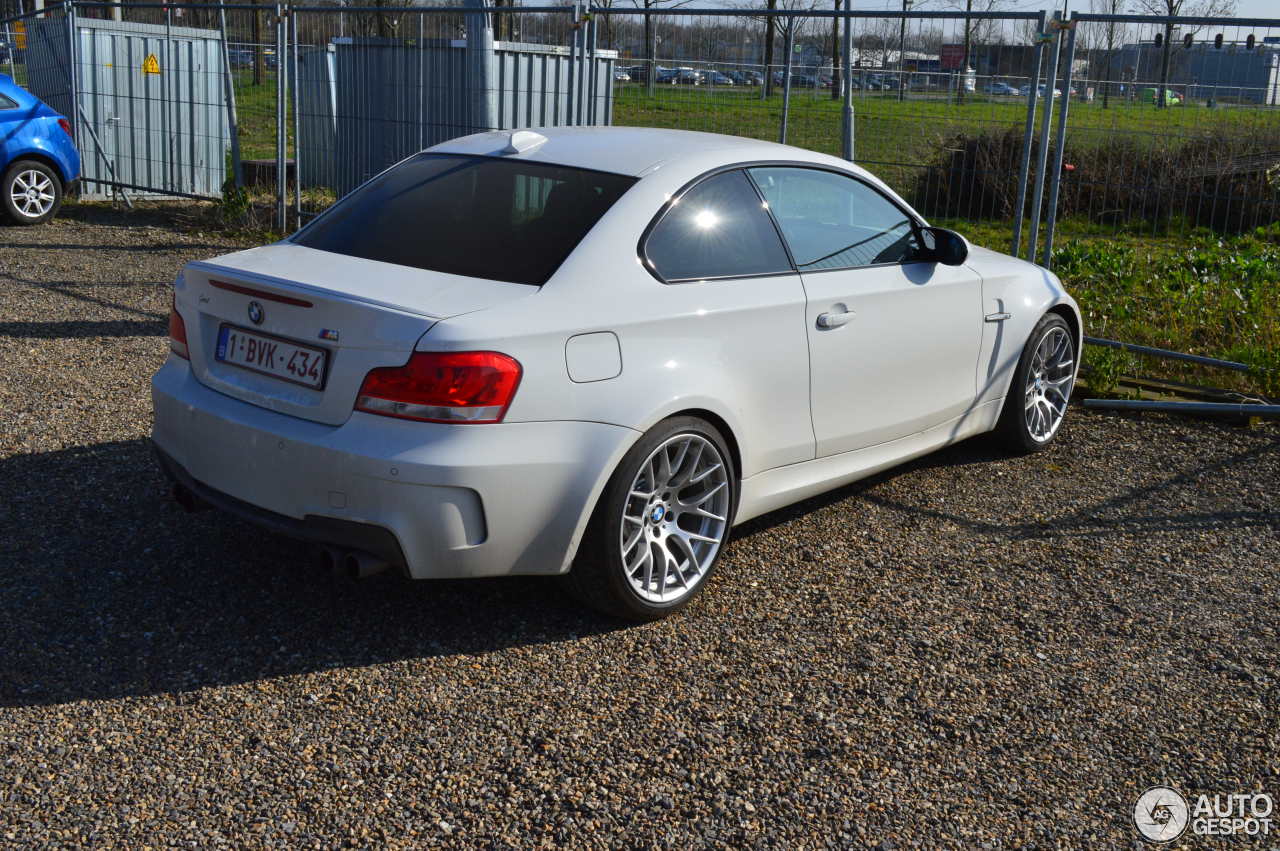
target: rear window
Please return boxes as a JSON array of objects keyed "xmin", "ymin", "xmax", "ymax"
[{"xmin": 293, "ymin": 154, "xmax": 636, "ymax": 286}]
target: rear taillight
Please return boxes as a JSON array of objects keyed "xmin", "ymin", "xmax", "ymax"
[
  {"xmin": 57, "ymin": 117, "xmax": 73, "ymax": 139},
  {"xmin": 168, "ymin": 295, "xmax": 189, "ymax": 360},
  {"xmin": 355, "ymin": 351, "xmax": 522, "ymax": 424}
]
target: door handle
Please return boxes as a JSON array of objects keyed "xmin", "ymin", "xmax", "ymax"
[{"xmin": 817, "ymin": 310, "xmax": 854, "ymax": 329}]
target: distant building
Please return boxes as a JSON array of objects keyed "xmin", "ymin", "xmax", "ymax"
[{"xmin": 1114, "ymin": 40, "xmax": 1280, "ymax": 105}]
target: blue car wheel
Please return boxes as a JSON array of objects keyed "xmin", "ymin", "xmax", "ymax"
[{"xmin": 2, "ymin": 159, "xmax": 63, "ymax": 225}]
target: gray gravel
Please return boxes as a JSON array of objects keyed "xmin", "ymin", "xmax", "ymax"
[{"xmin": 2, "ymin": 202, "xmax": 1278, "ymax": 848}]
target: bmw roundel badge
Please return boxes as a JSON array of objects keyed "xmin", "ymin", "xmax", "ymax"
[{"xmin": 247, "ymin": 301, "xmax": 264, "ymax": 325}]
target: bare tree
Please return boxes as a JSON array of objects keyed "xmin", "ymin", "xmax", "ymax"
[
  {"xmin": 1090, "ymin": 0, "xmax": 1131, "ymax": 107},
  {"xmin": 1129, "ymin": 0, "xmax": 1236, "ymax": 107}
]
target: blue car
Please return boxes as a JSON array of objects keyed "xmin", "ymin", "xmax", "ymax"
[{"xmin": 1, "ymin": 73, "xmax": 80, "ymax": 225}]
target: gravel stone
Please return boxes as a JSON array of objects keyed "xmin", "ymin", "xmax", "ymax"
[{"xmin": 1, "ymin": 203, "xmax": 1278, "ymax": 848}]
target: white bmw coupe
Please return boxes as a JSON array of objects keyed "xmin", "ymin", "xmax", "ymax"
[{"xmin": 152, "ymin": 127, "xmax": 1080, "ymax": 620}]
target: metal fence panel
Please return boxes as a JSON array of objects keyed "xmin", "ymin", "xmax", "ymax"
[
  {"xmin": 25, "ymin": 13, "xmax": 227, "ymax": 199},
  {"xmin": 291, "ymin": 8, "xmax": 614, "ymax": 208}
]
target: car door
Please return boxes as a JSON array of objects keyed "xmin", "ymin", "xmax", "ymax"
[
  {"xmin": 747, "ymin": 166, "xmax": 983, "ymax": 457},
  {"xmin": 640, "ymin": 168, "xmax": 815, "ymax": 475}
]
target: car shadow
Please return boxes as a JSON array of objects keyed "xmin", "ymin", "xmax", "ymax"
[
  {"xmin": 736, "ymin": 414, "xmax": 1280, "ymax": 543},
  {"xmin": 0, "ymin": 438, "xmax": 620, "ymax": 709}
]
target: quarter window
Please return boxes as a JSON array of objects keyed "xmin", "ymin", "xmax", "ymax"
[
  {"xmin": 0, "ymin": 94, "xmax": 18, "ymax": 110},
  {"xmin": 748, "ymin": 167, "xmax": 920, "ymax": 270},
  {"xmin": 644, "ymin": 170, "xmax": 792, "ymax": 282}
]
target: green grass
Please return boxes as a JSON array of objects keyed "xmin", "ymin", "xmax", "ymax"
[
  {"xmin": 943, "ymin": 217, "xmax": 1280, "ymax": 397},
  {"xmin": 613, "ymin": 84, "xmax": 1280, "ymax": 202},
  {"xmin": 231, "ymin": 70, "xmax": 294, "ymax": 161}
]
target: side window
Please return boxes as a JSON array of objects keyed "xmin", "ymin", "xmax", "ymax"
[
  {"xmin": 644, "ymin": 170, "xmax": 793, "ymax": 282},
  {"xmin": 748, "ymin": 167, "xmax": 920, "ymax": 271},
  {"xmin": 0, "ymin": 94, "xmax": 18, "ymax": 110}
]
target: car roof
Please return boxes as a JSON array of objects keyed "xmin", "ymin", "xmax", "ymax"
[{"xmin": 428, "ymin": 126, "xmax": 865, "ymax": 180}]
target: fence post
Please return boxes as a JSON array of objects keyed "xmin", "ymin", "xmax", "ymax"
[
  {"xmin": 841, "ymin": 6, "xmax": 853, "ymax": 161},
  {"xmin": 779, "ymin": 18, "xmax": 794, "ymax": 145},
  {"xmin": 1025, "ymin": 11, "xmax": 1061, "ymax": 265},
  {"xmin": 1041, "ymin": 17, "xmax": 1077, "ymax": 269},
  {"xmin": 219, "ymin": 2, "xmax": 243, "ymax": 189},
  {"xmin": 566, "ymin": 3, "xmax": 579, "ymax": 124},
  {"xmin": 1010, "ymin": 10, "xmax": 1046, "ymax": 258},
  {"xmin": 65, "ymin": 0, "xmax": 79, "ymax": 146},
  {"xmin": 291, "ymin": 7, "xmax": 301, "ymax": 230},
  {"xmin": 586, "ymin": 8, "xmax": 598, "ymax": 124},
  {"xmin": 275, "ymin": 2, "xmax": 286, "ymax": 233}
]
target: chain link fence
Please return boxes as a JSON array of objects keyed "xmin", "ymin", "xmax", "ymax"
[{"xmin": 3, "ymin": 2, "xmax": 1278, "ymax": 255}]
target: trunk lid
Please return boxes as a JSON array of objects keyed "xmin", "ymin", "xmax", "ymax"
[{"xmin": 180, "ymin": 244, "xmax": 535, "ymax": 425}]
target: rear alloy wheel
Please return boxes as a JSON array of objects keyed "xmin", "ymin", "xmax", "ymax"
[
  {"xmin": 2, "ymin": 160, "xmax": 62, "ymax": 225},
  {"xmin": 563, "ymin": 417, "xmax": 737, "ymax": 621},
  {"xmin": 994, "ymin": 313, "xmax": 1076, "ymax": 452}
]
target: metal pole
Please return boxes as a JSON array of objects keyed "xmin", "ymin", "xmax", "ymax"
[
  {"xmin": 219, "ymin": 2, "xmax": 243, "ymax": 189},
  {"xmin": 1010, "ymin": 11, "xmax": 1046, "ymax": 257},
  {"xmin": 291, "ymin": 7, "xmax": 301, "ymax": 230},
  {"xmin": 1083, "ymin": 336, "xmax": 1254, "ymax": 372},
  {"xmin": 1025, "ymin": 12, "xmax": 1061, "ymax": 265},
  {"xmin": 164, "ymin": 5, "xmax": 174, "ymax": 193},
  {"xmin": 586, "ymin": 8, "xmax": 598, "ymax": 124},
  {"xmin": 275, "ymin": 3, "xmax": 286, "ymax": 232},
  {"xmin": 779, "ymin": 19, "xmax": 793, "ymax": 144},
  {"xmin": 65, "ymin": 0, "xmax": 79, "ymax": 147},
  {"xmin": 1082, "ymin": 399, "xmax": 1280, "ymax": 419},
  {"xmin": 566, "ymin": 3, "xmax": 578, "ymax": 124},
  {"xmin": 1041, "ymin": 19, "xmax": 1077, "ymax": 269},
  {"xmin": 841, "ymin": 5, "xmax": 853, "ymax": 161}
]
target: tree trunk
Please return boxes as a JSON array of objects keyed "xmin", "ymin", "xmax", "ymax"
[
  {"xmin": 644, "ymin": 2, "xmax": 656, "ymax": 96},
  {"xmin": 763, "ymin": 0, "xmax": 777, "ymax": 98},
  {"xmin": 1157, "ymin": 20, "xmax": 1172, "ymax": 109},
  {"xmin": 252, "ymin": 9, "xmax": 263, "ymax": 87},
  {"xmin": 830, "ymin": 0, "xmax": 841, "ymax": 100},
  {"xmin": 958, "ymin": 0, "xmax": 972, "ymax": 105}
]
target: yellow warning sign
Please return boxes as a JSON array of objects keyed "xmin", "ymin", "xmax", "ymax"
[
  {"xmin": 142, "ymin": 54, "xmax": 161, "ymax": 75},
  {"xmin": 13, "ymin": 21, "xmax": 26, "ymax": 51}
]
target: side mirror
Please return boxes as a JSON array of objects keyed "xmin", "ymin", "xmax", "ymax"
[{"xmin": 919, "ymin": 226, "xmax": 969, "ymax": 266}]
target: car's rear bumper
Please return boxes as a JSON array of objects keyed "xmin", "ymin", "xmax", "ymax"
[{"xmin": 151, "ymin": 358, "xmax": 638, "ymax": 579}]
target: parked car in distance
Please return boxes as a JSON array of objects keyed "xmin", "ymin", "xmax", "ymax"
[
  {"xmin": 1019, "ymin": 84, "xmax": 1062, "ymax": 98},
  {"xmin": 672, "ymin": 69, "xmax": 704, "ymax": 85},
  {"xmin": 704, "ymin": 71, "xmax": 735, "ymax": 86},
  {"xmin": 726, "ymin": 70, "xmax": 762, "ymax": 86},
  {"xmin": 613, "ymin": 69, "xmax": 631, "ymax": 82},
  {"xmin": 0, "ymin": 73, "xmax": 80, "ymax": 225},
  {"xmin": 153, "ymin": 127, "xmax": 1081, "ymax": 621},
  {"xmin": 983, "ymin": 81, "xmax": 1020, "ymax": 95}
]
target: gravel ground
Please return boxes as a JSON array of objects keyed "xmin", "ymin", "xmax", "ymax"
[{"xmin": 2, "ymin": 203, "xmax": 1278, "ymax": 848}]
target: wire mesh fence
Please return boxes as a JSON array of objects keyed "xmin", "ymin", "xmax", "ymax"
[{"xmin": 2, "ymin": 1, "xmax": 1277, "ymax": 253}]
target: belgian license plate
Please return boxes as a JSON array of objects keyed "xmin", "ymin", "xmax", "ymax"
[{"xmin": 215, "ymin": 324, "xmax": 328, "ymax": 389}]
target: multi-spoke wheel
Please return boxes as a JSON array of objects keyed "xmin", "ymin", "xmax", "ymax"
[
  {"xmin": 563, "ymin": 417, "xmax": 737, "ymax": 621},
  {"xmin": 995, "ymin": 313, "xmax": 1076, "ymax": 452},
  {"xmin": 2, "ymin": 160, "xmax": 63, "ymax": 226}
]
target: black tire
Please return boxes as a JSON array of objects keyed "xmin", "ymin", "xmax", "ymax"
[
  {"xmin": 561, "ymin": 416, "xmax": 738, "ymax": 622},
  {"xmin": 993, "ymin": 313, "xmax": 1076, "ymax": 453},
  {"xmin": 1, "ymin": 159, "xmax": 63, "ymax": 226}
]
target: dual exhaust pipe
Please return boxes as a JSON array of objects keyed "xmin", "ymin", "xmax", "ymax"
[
  {"xmin": 321, "ymin": 546, "xmax": 391, "ymax": 580},
  {"xmin": 171, "ymin": 483, "xmax": 390, "ymax": 580}
]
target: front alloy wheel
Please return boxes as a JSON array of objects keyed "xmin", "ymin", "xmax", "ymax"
[
  {"xmin": 563, "ymin": 417, "xmax": 737, "ymax": 621},
  {"xmin": 995, "ymin": 313, "xmax": 1076, "ymax": 452}
]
